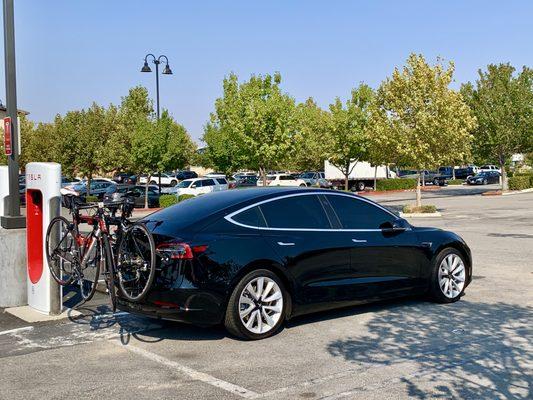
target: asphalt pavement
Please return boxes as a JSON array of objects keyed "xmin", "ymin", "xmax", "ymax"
[{"xmin": 1, "ymin": 185, "xmax": 531, "ymax": 400}]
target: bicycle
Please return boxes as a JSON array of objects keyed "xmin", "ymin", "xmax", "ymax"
[{"xmin": 45, "ymin": 194, "xmax": 156, "ymax": 311}]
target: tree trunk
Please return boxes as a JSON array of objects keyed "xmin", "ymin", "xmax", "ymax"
[
  {"xmin": 452, "ymin": 167, "xmax": 456, "ymax": 180},
  {"xmin": 145, "ymin": 178, "xmax": 149, "ymax": 209},
  {"xmin": 373, "ymin": 166, "xmax": 378, "ymax": 191},
  {"xmin": 260, "ymin": 167, "xmax": 267, "ymax": 187},
  {"xmin": 416, "ymin": 173, "xmax": 422, "ymax": 207},
  {"xmin": 86, "ymin": 174, "xmax": 92, "ymax": 197},
  {"xmin": 344, "ymin": 173, "xmax": 349, "ymax": 191},
  {"xmin": 499, "ymin": 155, "xmax": 508, "ymax": 191}
]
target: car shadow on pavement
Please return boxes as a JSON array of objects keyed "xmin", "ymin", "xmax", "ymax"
[
  {"xmin": 69, "ymin": 302, "xmax": 228, "ymax": 343},
  {"xmin": 324, "ymin": 299, "xmax": 532, "ymax": 399}
]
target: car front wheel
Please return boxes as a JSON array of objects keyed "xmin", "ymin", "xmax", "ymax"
[
  {"xmin": 225, "ymin": 269, "xmax": 287, "ymax": 340},
  {"xmin": 429, "ymin": 248, "xmax": 467, "ymax": 303}
]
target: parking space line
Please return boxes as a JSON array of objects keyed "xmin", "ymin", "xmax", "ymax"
[
  {"xmin": 0, "ymin": 326, "xmax": 34, "ymax": 336},
  {"xmin": 119, "ymin": 342, "xmax": 260, "ymax": 399}
]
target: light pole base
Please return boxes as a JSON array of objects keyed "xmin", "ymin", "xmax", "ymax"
[{"xmin": 1, "ymin": 215, "xmax": 26, "ymax": 229}]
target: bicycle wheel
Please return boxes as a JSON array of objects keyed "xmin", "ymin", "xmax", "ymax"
[
  {"xmin": 78, "ymin": 236, "xmax": 101, "ymax": 302},
  {"xmin": 116, "ymin": 223, "xmax": 156, "ymax": 302},
  {"xmin": 45, "ymin": 216, "xmax": 78, "ymax": 286},
  {"xmin": 102, "ymin": 234, "xmax": 117, "ymax": 312}
]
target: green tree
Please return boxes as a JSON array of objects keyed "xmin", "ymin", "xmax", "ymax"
[
  {"xmin": 370, "ymin": 54, "xmax": 475, "ymax": 206},
  {"xmin": 204, "ymin": 72, "xmax": 296, "ymax": 183},
  {"xmin": 102, "ymin": 86, "xmax": 154, "ymax": 173},
  {"xmin": 291, "ymin": 98, "xmax": 332, "ymax": 171},
  {"xmin": 328, "ymin": 84, "xmax": 374, "ymax": 191},
  {"xmin": 130, "ymin": 110, "xmax": 195, "ymax": 207},
  {"xmin": 461, "ymin": 64, "xmax": 533, "ymax": 190}
]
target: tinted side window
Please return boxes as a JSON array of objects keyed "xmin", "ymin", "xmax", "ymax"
[
  {"xmin": 279, "ymin": 175, "xmax": 292, "ymax": 181},
  {"xmin": 326, "ymin": 195, "xmax": 395, "ymax": 229},
  {"xmin": 216, "ymin": 178, "xmax": 227, "ymax": 184},
  {"xmin": 204, "ymin": 179, "xmax": 215, "ymax": 186},
  {"xmin": 259, "ymin": 195, "xmax": 331, "ymax": 229},
  {"xmin": 233, "ymin": 206, "xmax": 266, "ymax": 227}
]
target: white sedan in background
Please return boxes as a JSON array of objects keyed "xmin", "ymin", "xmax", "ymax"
[
  {"xmin": 165, "ymin": 177, "xmax": 228, "ymax": 197},
  {"xmin": 257, "ymin": 173, "xmax": 307, "ymax": 187}
]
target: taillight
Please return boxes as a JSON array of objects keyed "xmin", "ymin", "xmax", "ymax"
[{"xmin": 156, "ymin": 242, "xmax": 208, "ymax": 259}]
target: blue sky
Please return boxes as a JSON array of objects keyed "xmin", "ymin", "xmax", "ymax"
[{"xmin": 1, "ymin": 1, "xmax": 532, "ymax": 142}]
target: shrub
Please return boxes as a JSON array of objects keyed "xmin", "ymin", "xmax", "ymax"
[
  {"xmin": 178, "ymin": 194, "xmax": 195, "ymax": 202},
  {"xmin": 447, "ymin": 179, "xmax": 464, "ymax": 185},
  {"xmin": 403, "ymin": 204, "xmax": 437, "ymax": 214},
  {"xmin": 376, "ymin": 179, "xmax": 417, "ymax": 191},
  {"xmin": 85, "ymin": 195, "xmax": 98, "ymax": 203},
  {"xmin": 508, "ymin": 175, "xmax": 533, "ymax": 191},
  {"xmin": 159, "ymin": 194, "xmax": 178, "ymax": 208}
]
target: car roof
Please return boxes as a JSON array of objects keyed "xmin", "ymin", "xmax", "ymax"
[{"xmin": 145, "ymin": 187, "xmax": 387, "ymax": 233}]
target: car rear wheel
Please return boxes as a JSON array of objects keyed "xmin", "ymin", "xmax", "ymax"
[
  {"xmin": 356, "ymin": 181, "xmax": 365, "ymax": 191},
  {"xmin": 225, "ymin": 269, "xmax": 287, "ymax": 340},
  {"xmin": 170, "ymin": 180, "xmax": 177, "ymax": 186},
  {"xmin": 429, "ymin": 248, "xmax": 467, "ymax": 303},
  {"xmin": 483, "ymin": 179, "xmax": 488, "ymax": 185}
]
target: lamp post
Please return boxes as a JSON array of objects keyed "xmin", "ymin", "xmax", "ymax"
[
  {"xmin": 1, "ymin": 0, "xmax": 25, "ymax": 229},
  {"xmin": 140, "ymin": 54, "xmax": 172, "ymax": 120},
  {"xmin": 140, "ymin": 54, "xmax": 173, "ymax": 194}
]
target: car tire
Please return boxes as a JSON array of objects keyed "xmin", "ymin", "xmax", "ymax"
[
  {"xmin": 170, "ymin": 180, "xmax": 177, "ymax": 187},
  {"xmin": 356, "ymin": 181, "xmax": 365, "ymax": 191},
  {"xmin": 224, "ymin": 269, "xmax": 287, "ymax": 340},
  {"xmin": 299, "ymin": 183, "xmax": 306, "ymax": 187},
  {"xmin": 429, "ymin": 248, "xmax": 468, "ymax": 304},
  {"xmin": 483, "ymin": 179, "xmax": 488, "ymax": 185},
  {"xmin": 433, "ymin": 178, "xmax": 439, "ymax": 186},
  {"xmin": 149, "ymin": 180, "xmax": 157, "ymax": 185}
]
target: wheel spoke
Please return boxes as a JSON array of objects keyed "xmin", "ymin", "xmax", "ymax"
[
  {"xmin": 264, "ymin": 291, "xmax": 282, "ymax": 303},
  {"xmin": 240, "ymin": 304, "xmax": 254, "ymax": 318},
  {"xmin": 256, "ymin": 310, "xmax": 262, "ymax": 332},
  {"xmin": 262, "ymin": 308, "xmax": 275, "ymax": 327},
  {"xmin": 246, "ymin": 283, "xmax": 259, "ymax": 300},
  {"xmin": 256, "ymin": 277, "xmax": 264, "ymax": 299},
  {"xmin": 261, "ymin": 281, "xmax": 274, "ymax": 300}
]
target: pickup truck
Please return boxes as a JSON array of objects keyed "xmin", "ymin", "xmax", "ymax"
[{"xmin": 399, "ymin": 170, "xmax": 447, "ymax": 186}]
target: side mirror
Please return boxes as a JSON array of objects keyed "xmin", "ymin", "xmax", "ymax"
[{"xmin": 191, "ymin": 184, "xmax": 197, "ymax": 188}]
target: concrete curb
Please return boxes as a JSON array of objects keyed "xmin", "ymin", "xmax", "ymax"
[
  {"xmin": 482, "ymin": 188, "xmax": 533, "ymax": 196},
  {"xmin": 6, "ymin": 305, "xmax": 81, "ymax": 322},
  {"xmin": 400, "ymin": 212, "xmax": 442, "ymax": 218}
]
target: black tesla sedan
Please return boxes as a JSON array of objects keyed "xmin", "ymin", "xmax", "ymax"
[{"xmin": 117, "ymin": 188, "xmax": 472, "ymax": 340}]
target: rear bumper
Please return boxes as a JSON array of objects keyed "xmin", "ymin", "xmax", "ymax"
[{"xmin": 116, "ymin": 287, "xmax": 226, "ymax": 326}]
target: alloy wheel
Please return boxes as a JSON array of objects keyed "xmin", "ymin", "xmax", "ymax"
[
  {"xmin": 238, "ymin": 277, "xmax": 283, "ymax": 334},
  {"xmin": 438, "ymin": 253, "xmax": 466, "ymax": 299}
]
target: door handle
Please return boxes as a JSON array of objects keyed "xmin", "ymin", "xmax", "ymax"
[
  {"xmin": 352, "ymin": 239, "xmax": 367, "ymax": 243},
  {"xmin": 277, "ymin": 241, "xmax": 295, "ymax": 246}
]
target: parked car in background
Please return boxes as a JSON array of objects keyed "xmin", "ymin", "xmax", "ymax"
[
  {"xmin": 205, "ymin": 172, "xmax": 227, "ymax": 179},
  {"xmin": 104, "ymin": 184, "xmax": 160, "ymax": 208},
  {"xmin": 166, "ymin": 177, "xmax": 227, "ymax": 197},
  {"xmin": 438, "ymin": 166, "xmax": 454, "ymax": 180},
  {"xmin": 479, "ymin": 165, "xmax": 501, "ymax": 173},
  {"xmin": 235, "ymin": 175, "xmax": 258, "ymax": 188},
  {"xmin": 400, "ymin": 170, "xmax": 447, "ymax": 186},
  {"xmin": 61, "ymin": 176, "xmax": 81, "ymax": 187},
  {"xmin": 67, "ymin": 180, "xmax": 116, "ymax": 200},
  {"xmin": 257, "ymin": 173, "xmax": 307, "ymax": 187},
  {"xmin": 113, "ymin": 172, "xmax": 137, "ymax": 184},
  {"xmin": 233, "ymin": 172, "xmax": 257, "ymax": 180},
  {"xmin": 139, "ymin": 172, "xmax": 178, "ymax": 187},
  {"xmin": 455, "ymin": 166, "xmax": 478, "ymax": 180},
  {"xmin": 466, "ymin": 171, "xmax": 501, "ymax": 185},
  {"xmin": 176, "ymin": 170, "xmax": 198, "ymax": 180},
  {"xmin": 299, "ymin": 171, "xmax": 332, "ymax": 188}
]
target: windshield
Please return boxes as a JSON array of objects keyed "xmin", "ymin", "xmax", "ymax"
[{"xmin": 178, "ymin": 180, "xmax": 193, "ymax": 188}]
